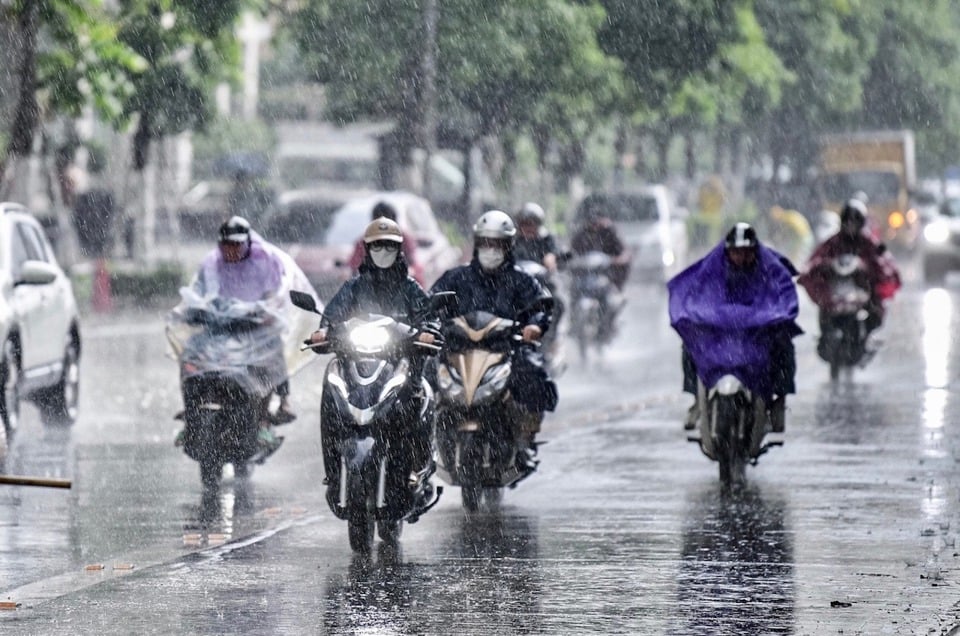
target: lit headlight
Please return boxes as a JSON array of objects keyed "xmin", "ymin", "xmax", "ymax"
[
  {"xmin": 924, "ymin": 222, "xmax": 951, "ymax": 245},
  {"xmin": 349, "ymin": 324, "xmax": 390, "ymax": 353}
]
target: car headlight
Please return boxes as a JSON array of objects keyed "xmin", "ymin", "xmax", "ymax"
[
  {"xmin": 349, "ymin": 324, "xmax": 390, "ymax": 353},
  {"xmin": 924, "ymin": 222, "xmax": 951, "ymax": 245}
]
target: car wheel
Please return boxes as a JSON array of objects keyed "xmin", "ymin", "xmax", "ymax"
[
  {"xmin": 0, "ymin": 338, "xmax": 21, "ymax": 437},
  {"xmin": 38, "ymin": 338, "xmax": 80, "ymax": 426}
]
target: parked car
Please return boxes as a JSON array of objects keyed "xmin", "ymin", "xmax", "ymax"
[
  {"xmin": 267, "ymin": 191, "xmax": 462, "ymax": 302},
  {"xmin": 0, "ymin": 203, "xmax": 82, "ymax": 446},
  {"xmin": 573, "ymin": 185, "xmax": 688, "ymax": 281},
  {"xmin": 920, "ymin": 196, "xmax": 960, "ymax": 283}
]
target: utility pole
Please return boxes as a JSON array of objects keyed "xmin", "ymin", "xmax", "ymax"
[{"xmin": 421, "ymin": 0, "xmax": 438, "ymax": 199}]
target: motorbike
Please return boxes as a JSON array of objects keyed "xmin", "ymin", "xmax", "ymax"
[
  {"xmin": 566, "ymin": 251, "xmax": 619, "ymax": 363},
  {"xmin": 815, "ymin": 254, "xmax": 874, "ymax": 380},
  {"xmin": 166, "ymin": 291, "xmax": 288, "ymax": 497},
  {"xmin": 689, "ymin": 374, "xmax": 782, "ymax": 486},
  {"xmin": 433, "ymin": 302, "xmax": 551, "ymax": 512},
  {"xmin": 290, "ymin": 290, "xmax": 451, "ymax": 553},
  {"xmin": 515, "ymin": 258, "xmax": 566, "ymax": 376}
]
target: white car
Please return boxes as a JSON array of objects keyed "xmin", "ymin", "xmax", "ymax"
[
  {"xmin": 920, "ymin": 197, "xmax": 960, "ymax": 283},
  {"xmin": 0, "ymin": 203, "xmax": 81, "ymax": 445},
  {"xmin": 574, "ymin": 185, "xmax": 689, "ymax": 280}
]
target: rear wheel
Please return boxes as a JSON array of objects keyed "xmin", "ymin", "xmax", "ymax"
[
  {"xmin": 0, "ymin": 339, "xmax": 20, "ymax": 437},
  {"xmin": 38, "ymin": 339, "xmax": 80, "ymax": 425}
]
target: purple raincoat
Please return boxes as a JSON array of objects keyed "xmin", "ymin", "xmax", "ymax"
[
  {"xmin": 197, "ymin": 240, "xmax": 283, "ymax": 302},
  {"xmin": 667, "ymin": 243, "xmax": 802, "ymax": 401}
]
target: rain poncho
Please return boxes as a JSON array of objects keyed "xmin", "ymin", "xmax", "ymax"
[
  {"xmin": 668, "ymin": 242, "xmax": 802, "ymax": 402},
  {"xmin": 174, "ymin": 232, "xmax": 322, "ymax": 379}
]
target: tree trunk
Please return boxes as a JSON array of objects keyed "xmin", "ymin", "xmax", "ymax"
[
  {"xmin": 684, "ymin": 131, "xmax": 696, "ymax": 181},
  {"xmin": 653, "ymin": 130, "xmax": 670, "ymax": 182},
  {"xmin": 1, "ymin": 1, "xmax": 39, "ymax": 199}
]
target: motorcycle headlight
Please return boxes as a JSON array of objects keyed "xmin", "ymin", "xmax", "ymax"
[
  {"xmin": 349, "ymin": 324, "xmax": 391, "ymax": 353},
  {"xmin": 924, "ymin": 222, "xmax": 951, "ymax": 245},
  {"xmin": 436, "ymin": 364, "xmax": 463, "ymax": 398},
  {"xmin": 473, "ymin": 362, "xmax": 511, "ymax": 403}
]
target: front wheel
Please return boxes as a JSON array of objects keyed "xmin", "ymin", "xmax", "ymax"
[
  {"xmin": 347, "ymin": 474, "xmax": 375, "ymax": 553},
  {"xmin": 462, "ymin": 485, "xmax": 483, "ymax": 512},
  {"xmin": 38, "ymin": 339, "xmax": 80, "ymax": 425},
  {"xmin": 715, "ymin": 398, "xmax": 747, "ymax": 486},
  {"xmin": 378, "ymin": 519, "xmax": 403, "ymax": 545}
]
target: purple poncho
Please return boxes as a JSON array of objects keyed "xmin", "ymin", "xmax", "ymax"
[{"xmin": 667, "ymin": 243, "xmax": 802, "ymax": 400}]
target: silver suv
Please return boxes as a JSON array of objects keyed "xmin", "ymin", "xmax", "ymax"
[{"xmin": 0, "ymin": 203, "xmax": 81, "ymax": 449}]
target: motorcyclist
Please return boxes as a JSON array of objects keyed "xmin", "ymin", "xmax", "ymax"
[
  {"xmin": 569, "ymin": 206, "xmax": 630, "ymax": 341},
  {"xmin": 346, "ymin": 200, "xmax": 424, "ymax": 285},
  {"xmin": 670, "ymin": 223, "xmax": 801, "ymax": 434},
  {"xmin": 430, "ymin": 210, "xmax": 558, "ymax": 471},
  {"xmin": 181, "ymin": 215, "xmax": 296, "ymax": 453},
  {"xmin": 514, "ymin": 202, "xmax": 559, "ymax": 274},
  {"xmin": 798, "ymin": 198, "xmax": 901, "ymax": 339},
  {"xmin": 307, "ymin": 217, "xmax": 438, "ymax": 493}
]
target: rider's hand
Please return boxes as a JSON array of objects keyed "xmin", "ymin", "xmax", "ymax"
[
  {"xmin": 309, "ymin": 329, "xmax": 328, "ymax": 345},
  {"xmin": 522, "ymin": 324, "xmax": 543, "ymax": 343},
  {"xmin": 417, "ymin": 332, "xmax": 437, "ymax": 345}
]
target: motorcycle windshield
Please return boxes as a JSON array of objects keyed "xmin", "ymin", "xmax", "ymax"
[
  {"xmin": 668, "ymin": 243, "xmax": 801, "ymax": 400},
  {"xmin": 166, "ymin": 290, "xmax": 289, "ymax": 397},
  {"xmin": 443, "ymin": 312, "xmax": 516, "ymax": 353}
]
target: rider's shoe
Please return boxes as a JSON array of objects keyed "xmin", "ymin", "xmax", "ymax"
[
  {"xmin": 174, "ymin": 429, "xmax": 185, "ymax": 447},
  {"xmin": 253, "ymin": 426, "xmax": 284, "ymax": 464},
  {"xmin": 768, "ymin": 396, "xmax": 786, "ymax": 433},
  {"xmin": 272, "ymin": 398, "xmax": 297, "ymax": 425},
  {"xmin": 684, "ymin": 403, "xmax": 699, "ymax": 431}
]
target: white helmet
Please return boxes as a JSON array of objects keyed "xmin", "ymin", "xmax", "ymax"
[
  {"xmin": 517, "ymin": 202, "xmax": 545, "ymax": 224},
  {"xmin": 473, "ymin": 210, "xmax": 517, "ymax": 240}
]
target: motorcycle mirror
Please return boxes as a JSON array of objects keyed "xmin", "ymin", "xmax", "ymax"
[
  {"xmin": 289, "ymin": 290, "xmax": 322, "ymax": 315},
  {"xmin": 429, "ymin": 291, "xmax": 457, "ymax": 312}
]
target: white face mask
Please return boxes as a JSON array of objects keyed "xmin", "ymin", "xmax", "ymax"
[
  {"xmin": 370, "ymin": 249, "xmax": 398, "ymax": 269},
  {"xmin": 477, "ymin": 247, "xmax": 505, "ymax": 270}
]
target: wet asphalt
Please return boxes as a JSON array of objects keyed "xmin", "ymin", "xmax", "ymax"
[{"xmin": 1, "ymin": 259, "xmax": 960, "ymax": 634}]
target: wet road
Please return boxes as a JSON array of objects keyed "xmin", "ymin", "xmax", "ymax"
[{"xmin": 2, "ymin": 263, "xmax": 960, "ymax": 634}]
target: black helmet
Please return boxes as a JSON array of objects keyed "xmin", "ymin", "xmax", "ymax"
[
  {"xmin": 840, "ymin": 198, "xmax": 867, "ymax": 226},
  {"xmin": 724, "ymin": 222, "xmax": 758, "ymax": 249},
  {"xmin": 219, "ymin": 215, "xmax": 251, "ymax": 243}
]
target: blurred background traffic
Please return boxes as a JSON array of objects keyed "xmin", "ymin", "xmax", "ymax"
[{"xmin": 0, "ymin": 2, "xmax": 958, "ymax": 308}]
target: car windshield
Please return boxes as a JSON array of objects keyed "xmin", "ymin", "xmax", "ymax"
[
  {"xmin": 821, "ymin": 171, "xmax": 900, "ymax": 204},
  {"xmin": 578, "ymin": 194, "xmax": 658, "ymax": 223},
  {"xmin": 264, "ymin": 204, "xmax": 341, "ymax": 244},
  {"xmin": 940, "ymin": 198, "xmax": 960, "ymax": 218},
  {"xmin": 324, "ymin": 203, "xmax": 375, "ymax": 246}
]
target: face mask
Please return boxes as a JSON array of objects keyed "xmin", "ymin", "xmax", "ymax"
[
  {"xmin": 370, "ymin": 249, "xmax": 398, "ymax": 269},
  {"xmin": 477, "ymin": 247, "xmax": 505, "ymax": 270}
]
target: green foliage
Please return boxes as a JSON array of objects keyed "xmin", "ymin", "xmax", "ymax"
[{"xmin": 109, "ymin": 261, "xmax": 185, "ymax": 304}]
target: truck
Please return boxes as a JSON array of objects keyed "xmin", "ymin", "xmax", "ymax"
[{"xmin": 817, "ymin": 130, "xmax": 917, "ymax": 249}]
